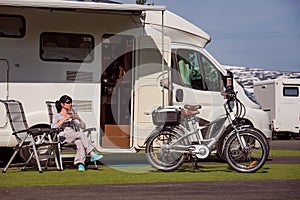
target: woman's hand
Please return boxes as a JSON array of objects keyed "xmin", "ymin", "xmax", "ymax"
[
  {"xmin": 73, "ymin": 114, "xmax": 86, "ymax": 129},
  {"xmin": 66, "ymin": 114, "xmax": 74, "ymax": 120},
  {"xmin": 56, "ymin": 114, "xmax": 73, "ymax": 127}
]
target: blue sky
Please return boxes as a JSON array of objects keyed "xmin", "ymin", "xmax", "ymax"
[{"xmin": 118, "ymin": 0, "xmax": 300, "ymax": 72}]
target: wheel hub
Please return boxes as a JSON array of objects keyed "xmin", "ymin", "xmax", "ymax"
[{"xmin": 191, "ymin": 144, "xmax": 210, "ymax": 159}]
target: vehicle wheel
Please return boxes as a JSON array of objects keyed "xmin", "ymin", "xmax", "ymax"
[
  {"xmin": 293, "ymin": 136, "xmax": 300, "ymax": 140},
  {"xmin": 20, "ymin": 124, "xmax": 51, "ymax": 166},
  {"xmin": 215, "ymin": 126, "xmax": 233, "ymax": 161},
  {"xmin": 0, "ymin": 147, "xmax": 21, "ymax": 166},
  {"xmin": 145, "ymin": 128, "xmax": 186, "ymax": 172},
  {"xmin": 224, "ymin": 129, "xmax": 268, "ymax": 173},
  {"xmin": 276, "ymin": 133, "xmax": 291, "ymax": 140}
]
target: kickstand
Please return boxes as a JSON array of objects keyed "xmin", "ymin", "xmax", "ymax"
[{"xmin": 191, "ymin": 154, "xmax": 198, "ymax": 173}]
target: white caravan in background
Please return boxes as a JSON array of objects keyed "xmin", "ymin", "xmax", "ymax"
[
  {"xmin": 0, "ymin": 0, "xmax": 271, "ymax": 162},
  {"xmin": 254, "ymin": 78, "xmax": 300, "ymax": 139}
]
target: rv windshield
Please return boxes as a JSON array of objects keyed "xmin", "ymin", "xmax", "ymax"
[{"xmin": 244, "ymin": 88, "xmax": 259, "ymax": 105}]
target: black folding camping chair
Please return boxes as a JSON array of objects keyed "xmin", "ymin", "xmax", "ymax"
[
  {"xmin": 0, "ymin": 99, "xmax": 62, "ymax": 173},
  {"xmin": 45, "ymin": 101, "xmax": 98, "ymax": 170}
]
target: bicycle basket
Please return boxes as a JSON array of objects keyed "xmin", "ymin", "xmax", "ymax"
[{"xmin": 152, "ymin": 107, "xmax": 181, "ymax": 126}]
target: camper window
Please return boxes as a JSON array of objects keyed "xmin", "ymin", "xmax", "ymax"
[
  {"xmin": 175, "ymin": 49, "xmax": 222, "ymax": 92},
  {"xmin": 201, "ymin": 56, "xmax": 223, "ymax": 92},
  {"xmin": 0, "ymin": 14, "xmax": 25, "ymax": 38},
  {"xmin": 40, "ymin": 32, "xmax": 94, "ymax": 63},
  {"xmin": 176, "ymin": 49, "xmax": 205, "ymax": 90},
  {"xmin": 283, "ymin": 87, "xmax": 299, "ymax": 97}
]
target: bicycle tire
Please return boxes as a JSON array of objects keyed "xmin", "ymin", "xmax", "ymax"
[
  {"xmin": 145, "ymin": 129, "xmax": 186, "ymax": 172},
  {"xmin": 218, "ymin": 126, "xmax": 270, "ymax": 161},
  {"xmin": 224, "ymin": 129, "xmax": 268, "ymax": 173},
  {"xmin": 242, "ymin": 127, "xmax": 270, "ymax": 159}
]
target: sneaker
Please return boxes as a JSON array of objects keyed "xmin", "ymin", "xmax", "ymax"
[
  {"xmin": 78, "ymin": 164, "xmax": 85, "ymax": 172},
  {"xmin": 91, "ymin": 154, "xmax": 103, "ymax": 162}
]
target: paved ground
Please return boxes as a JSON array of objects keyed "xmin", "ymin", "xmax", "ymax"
[
  {"xmin": 0, "ymin": 180, "xmax": 299, "ymax": 200},
  {"xmin": 270, "ymin": 140, "xmax": 300, "ymax": 150},
  {"xmin": 0, "ymin": 140, "xmax": 299, "ymax": 200},
  {"xmin": 0, "ymin": 180, "xmax": 300, "ymax": 200}
]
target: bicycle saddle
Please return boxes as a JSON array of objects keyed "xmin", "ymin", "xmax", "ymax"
[
  {"xmin": 181, "ymin": 109, "xmax": 200, "ymax": 116},
  {"xmin": 184, "ymin": 104, "xmax": 201, "ymax": 111}
]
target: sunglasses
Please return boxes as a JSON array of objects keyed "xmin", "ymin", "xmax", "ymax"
[{"xmin": 64, "ymin": 101, "xmax": 72, "ymax": 104}]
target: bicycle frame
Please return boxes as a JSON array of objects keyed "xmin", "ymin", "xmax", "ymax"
[
  {"xmin": 146, "ymin": 73, "xmax": 268, "ymax": 173},
  {"xmin": 156, "ymin": 95, "xmax": 246, "ymax": 158}
]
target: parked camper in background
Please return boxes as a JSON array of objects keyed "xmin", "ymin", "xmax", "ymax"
[
  {"xmin": 254, "ymin": 78, "xmax": 300, "ymax": 139},
  {"xmin": 0, "ymin": 0, "xmax": 271, "ymax": 163}
]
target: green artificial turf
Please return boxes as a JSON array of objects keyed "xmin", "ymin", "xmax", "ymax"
[
  {"xmin": 1, "ymin": 148, "xmax": 299, "ymax": 188},
  {"xmin": 0, "ymin": 163, "xmax": 299, "ymax": 188},
  {"xmin": 269, "ymin": 149, "xmax": 300, "ymax": 157}
]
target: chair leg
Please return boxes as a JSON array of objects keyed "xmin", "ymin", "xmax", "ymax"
[
  {"xmin": 53, "ymin": 145, "xmax": 62, "ymax": 171},
  {"xmin": 30, "ymin": 136, "xmax": 43, "ymax": 173},
  {"xmin": 2, "ymin": 147, "xmax": 21, "ymax": 173},
  {"xmin": 58, "ymin": 143, "xmax": 63, "ymax": 171},
  {"xmin": 21, "ymin": 150, "xmax": 35, "ymax": 171},
  {"xmin": 93, "ymin": 161, "xmax": 98, "ymax": 170},
  {"xmin": 44, "ymin": 145, "xmax": 54, "ymax": 170},
  {"xmin": 2, "ymin": 136, "xmax": 28, "ymax": 173}
]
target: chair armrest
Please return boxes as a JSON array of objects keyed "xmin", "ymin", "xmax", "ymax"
[
  {"xmin": 12, "ymin": 129, "xmax": 29, "ymax": 135},
  {"xmin": 82, "ymin": 127, "xmax": 96, "ymax": 133},
  {"xmin": 28, "ymin": 127, "xmax": 59, "ymax": 137},
  {"xmin": 82, "ymin": 127, "xmax": 96, "ymax": 138}
]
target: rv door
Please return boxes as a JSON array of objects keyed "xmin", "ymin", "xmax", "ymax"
[
  {"xmin": 134, "ymin": 35, "xmax": 171, "ymax": 148},
  {"xmin": 171, "ymin": 48, "xmax": 225, "ymax": 124}
]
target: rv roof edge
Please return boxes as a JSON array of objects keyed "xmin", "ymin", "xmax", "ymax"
[
  {"xmin": 0, "ymin": 0, "xmax": 166, "ymax": 12},
  {"xmin": 145, "ymin": 10, "xmax": 211, "ymax": 48}
]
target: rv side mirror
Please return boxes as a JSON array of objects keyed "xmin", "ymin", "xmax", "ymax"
[
  {"xmin": 176, "ymin": 89, "xmax": 184, "ymax": 102},
  {"xmin": 223, "ymin": 70, "xmax": 234, "ymax": 92}
]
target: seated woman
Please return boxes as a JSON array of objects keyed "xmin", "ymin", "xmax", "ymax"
[{"xmin": 51, "ymin": 95, "xmax": 103, "ymax": 172}]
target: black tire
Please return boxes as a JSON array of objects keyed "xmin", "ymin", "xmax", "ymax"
[
  {"xmin": 276, "ymin": 133, "xmax": 292, "ymax": 140},
  {"xmin": 217, "ymin": 126, "xmax": 270, "ymax": 161},
  {"xmin": 224, "ymin": 129, "xmax": 268, "ymax": 173},
  {"xmin": 145, "ymin": 128, "xmax": 186, "ymax": 172},
  {"xmin": 294, "ymin": 136, "xmax": 300, "ymax": 140},
  {"xmin": 215, "ymin": 126, "xmax": 233, "ymax": 161},
  {"xmin": 242, "ymin": 127, "xmax": 270, "ymax": 159},
  {"xmin": 20, "ymin": 124, "xmax": 51, "ymax": 166},
  {"xmin": 0, "ymin": 147, "xmax": 20, "ymax": 166}
]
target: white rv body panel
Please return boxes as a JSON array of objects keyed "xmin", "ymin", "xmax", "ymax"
[
  {"xmin": 0, "ymin": 1, "xmax": 167, "ymax": 152},
  {"xmin": 145, "ymin": 11, "xmax": 211, "ymax": 48},
  {"xmin": 0, "ymin": 1, "xmax": 271, "ymax": 156},
  {"xmin": 254, "ymin": 78, "xmax": 300, "ymax": 136},
  {"xmin": 145, "ymin": 11, "xmax": 272, "ymax": 141},
  {"xmin": 0, "ymin": 0, "xmax": 165, "ymax": 12}
]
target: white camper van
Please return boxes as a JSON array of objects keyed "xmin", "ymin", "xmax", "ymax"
[
  {"xmin": 254, "ymin": 78, "xmax": 300, "ymax": 139},
  {"xmin": 0, "ymin": 0, "xmax": 271, "ymax": 161}
]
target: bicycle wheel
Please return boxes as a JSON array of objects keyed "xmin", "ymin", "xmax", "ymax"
[
  {"xmin": 242, "ymin": 127, "xmax": 270, "ymax": 159},
  {"xmin": 145, "ymin": 129, "xmax": 186, "ymax": 172},
  {"xmin": 224, "ymin": 130, "xmax": 268, "ymax": 173}
]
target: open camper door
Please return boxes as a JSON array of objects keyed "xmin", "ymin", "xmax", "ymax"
[{"xmin": 134, "ymin": 34, "xmax": 171, "ymax": 148}]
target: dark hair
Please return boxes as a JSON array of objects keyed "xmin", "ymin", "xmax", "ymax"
[{"xmin": 55, "ymin": 95, "xmax": 72, "ymax": 113}]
